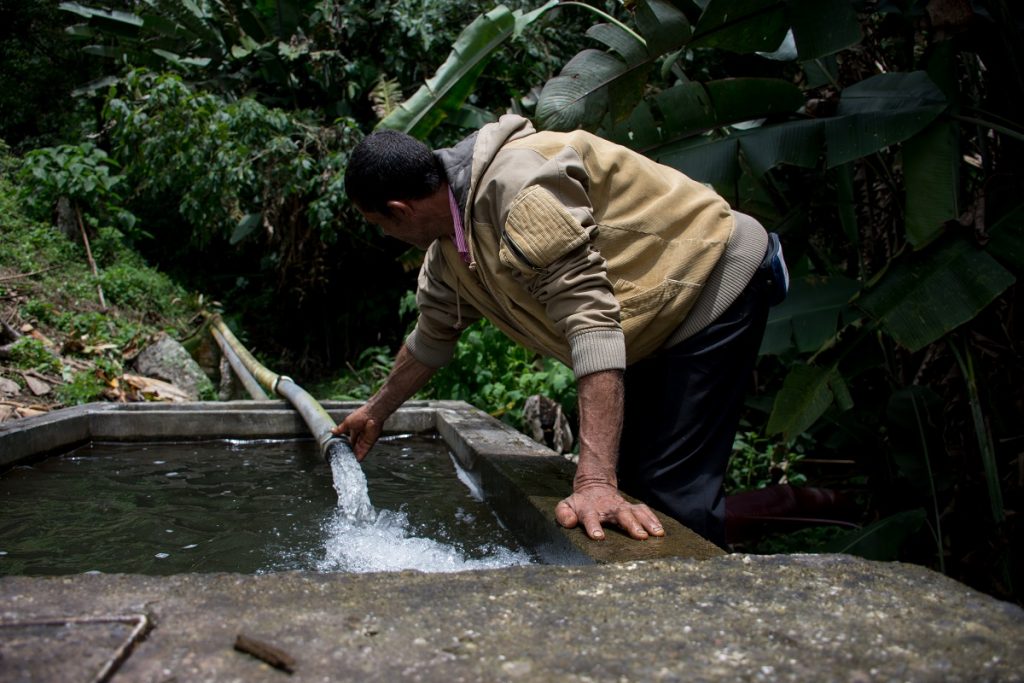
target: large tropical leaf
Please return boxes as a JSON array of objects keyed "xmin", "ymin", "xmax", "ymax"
[
  {"xmin": 903, "ymin": 120, "xmax": 959, "ymax": 248},
  {"xmin": 650, "ymin": 118, "xmax": 820, "ymax": 187},
  {"xmin": 379, "ymin": 3, "xmax": 557, "ymax": 138},
  {"xmin": 634, "ymin": 0, "xmax": 691, "ymax": 56},
  {"xmin": 760, "ymin": 275, "xmax": 860, "ymax": 355},
  {"xmin": 820, "ymin": 509, "xmax": 927, "ymax": 560},
  {"xmin": 857, "ymin": 236, "xmax": 1016, "ymax": 352},
  {"xmin": 987, "ymin": 202, "xmax": 1024, "ymax": 274},
  {"xmin": 603, "ymin": 100, "xmax": 662, "ymax": 150},
  {"xmin": 787, "ymin": 0, "xmax": 861, "ymax": 60},
  {"xmin": 535, "ymin": 0, "xmax": 687, "ymax": 131},
  {"xmin": 536, "ymin": 49, "xmax": 639, "ymax": 131},
  {"xmin": 825, "ymin": 71, "xmax": 948, "ymax": 167},
  {"xmin": 767, "ymin": 363, "xmax": 850, "ymax": 442},
  {"xmin": 642, "ymin": 78, "xmax": 806, "ymax": 183},
  {"xmin": 646, "ymin": 72, "xmax": 946, "ymax": 187},
  {"xmin": 689, "ymin": 0, "xmax": 788, "ymax": 53},
  {"xmin": 691, "ymin": 0, "xmax": 859, "ymax": 58},
  {"xmin": 60, "ymin": 2, "xmax": 144, "ymax": 38}
]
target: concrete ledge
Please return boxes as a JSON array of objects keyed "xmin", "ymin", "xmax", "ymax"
[
  {"xmin": 0, "ymin": 400, "xmax": 721, "ymax": 566},
  {"xmin": 2, "ymin": 554, "xmax": 1021, "ymax": 682}
]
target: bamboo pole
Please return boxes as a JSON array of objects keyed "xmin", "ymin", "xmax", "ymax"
[{"xmin": 207, "ymin": 314, "xmax": 352, "ymax": 460}]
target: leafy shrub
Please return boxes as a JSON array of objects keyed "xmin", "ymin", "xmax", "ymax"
[
  {"xmin": 319, "ymin": 318, "xmax": 578, "ymax": 435},
  {"xmin": 55, "ymin": 369, "xmax": 108, "ymax": 406},
  {"xmin": 426, "ymin": 319, "xmax": 577, "ymax": 431},
  {"xmin": 98, "ymin": 262, "xmax": 187, "ymax": 312},
  {"xmin": 21, "ymin": 299, "xmax": 57, "ymax": 326},
  {"xmin": 7, "ymin": 338, "xmax": 62, "ymax": 375},
  {"xmin": 726, "ymin": 431, "xmax": 808, "ymax": 494},
  {"xmin": 18, "ymin": 143, "xmax": 138, "ymax": 237},
  {"xmin": 103, "ymin": 71, "xmax": 363, "ymax": 246},
  {"xmin": 315, "ymin": 346, "xmax": 396, "ymax": 400}
]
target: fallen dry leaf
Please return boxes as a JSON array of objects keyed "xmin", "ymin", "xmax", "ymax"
[
  {"xmin": 121, "ymin": 373, "xmax": 190, "ymax": 402},
  {"xmin": 16, "ymin": 406, "xmax": 48, "ymax": 418}
]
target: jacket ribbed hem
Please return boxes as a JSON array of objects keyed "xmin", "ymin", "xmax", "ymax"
[
  {"xmin": 405, "ymin": 328, "xmax": 457, "ymax": 369},
  {"xmin": 570, "ymin": 328, "xmax": 627, "ymax": 377},
  {"xmin": 663, "ymin": 211, "xmax": 768, "ymax": 348}
]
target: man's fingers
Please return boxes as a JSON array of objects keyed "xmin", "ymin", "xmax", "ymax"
[
  {"xmin": 554, "ymin": 499, "xmax": 578, "ymax": 529},
  {"xmin": 632, "ymin": 504, "xmax": 666, "ymax": 537},
  {"xmin": 614, "ymin": 508, "xmax": 650, "ymax": 540},
  {"xmin": 554, "ymin": 493, "xmax": 667, "ymax": 542},
  {"xmin": 578, "ymin": 509, "xmax": 606, "ymax": 540}
]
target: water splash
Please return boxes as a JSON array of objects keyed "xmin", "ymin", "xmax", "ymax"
[
  {"xmin": 320, "ymin": 438, "xmax": 533, "ymax": 573},
  {"xmin": 316, "ymin": 508, "xmax": 533, "ymax": 573}
]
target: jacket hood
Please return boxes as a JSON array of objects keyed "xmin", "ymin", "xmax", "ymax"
[{"xmin": 435, "ymin": 115, "xmax": 536, "ymax": 216}]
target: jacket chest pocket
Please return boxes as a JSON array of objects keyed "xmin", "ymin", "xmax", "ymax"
[{"xmin": 499, "ymin": 185, "xmax": 589, "ymax": 277}]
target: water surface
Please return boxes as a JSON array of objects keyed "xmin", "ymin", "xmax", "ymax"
[{"xmin": 0, "ymin": 434, "xmax": 535, "ymax": 575}]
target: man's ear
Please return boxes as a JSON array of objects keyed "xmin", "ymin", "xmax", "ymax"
[{"xmin": 386, "ymin": 199, "xmax": 413, "ymax": 218}]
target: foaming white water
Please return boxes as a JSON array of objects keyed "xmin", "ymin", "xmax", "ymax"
[
  {"xmin": 316, "ymin": 508, "xmax": 533, "ymax": 573},
  {"xmin": 321, "ymin": 440, "xmax": 533, "ymax": 573}
]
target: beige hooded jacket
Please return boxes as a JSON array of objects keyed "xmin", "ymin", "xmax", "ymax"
[{"xmin": 404, "ymin": 115, "xmax": 768, "ymax": 378}]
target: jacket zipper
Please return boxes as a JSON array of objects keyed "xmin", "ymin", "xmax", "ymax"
[{"xmin": 501, "ymin": 232, "xmax": 541, "ymax": 272}]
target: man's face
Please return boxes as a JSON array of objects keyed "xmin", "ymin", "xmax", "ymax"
[
  {"xmin": 359, "ymin": 209, "xmax": 431, "ymax": 250},
  {"xmin": 358, "ymin": 195, "xmax": 449, "ymax": 250}
]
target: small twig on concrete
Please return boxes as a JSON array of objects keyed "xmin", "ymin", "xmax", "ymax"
[{"xmin": 234, "ymin": 633, "xmax": 296, "ymax": 674}]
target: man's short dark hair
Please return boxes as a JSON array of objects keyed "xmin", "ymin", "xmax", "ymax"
[{"xmin": 344, "ymin": 129, "xmax": 444, "ymax": 216}]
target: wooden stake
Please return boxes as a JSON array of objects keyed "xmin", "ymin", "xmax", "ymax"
[{"xmin": 75, "ymin": 204, "xmax": 107, "ymax": 311}]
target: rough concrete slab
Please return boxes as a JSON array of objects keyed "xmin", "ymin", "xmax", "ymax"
[{"xmin": 2, "ymin": 554, "xmax": 1022, "ymax": 682}]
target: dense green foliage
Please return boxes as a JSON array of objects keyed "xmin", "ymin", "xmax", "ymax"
[
  {"xmin": 0, "ymin": 146, "xmax": 200, "ymax": 405},
  {"xmin": 428, "ymin": 319, "xmax": 577, "ymax": 431},
  {"xmin": 0, "ymin": 0, "xmax": 100, "ymax": 150}
]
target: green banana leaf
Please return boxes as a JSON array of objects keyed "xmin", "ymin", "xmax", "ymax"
[
  {"xmin": 633, "ymin": 0, "xmax": 691, "ymax": 57},
  {"xmin": 652, "ymin": 119, "xmax": 819, "ymax": 187},
  {"xmin": 857, "ymin": 236, "xmax": 1016, "ymax": 352},
  {"xmin": 691, "ymin": 0, "xmax": 859, "ymax": 58},
  {"xmin": 648, "ymin": 72, "xmax": 946, "ymax": 187},
  {"xmin": 903, "ymin": 120, "xmax": 959, "ymax": 249},
  {"xmin": 652, "ymin": 78, "xmax": 804, "ymax": 140},
  {"xmin": 60, "ymin": 2, "xmax": 144, "ymax": 38},
  {"xmin": 537, "ymin": 49, "xmax": 641, "ymax": 131},
  {"xmin": 535, "ymin": 0, "xmax": 687, "ymax": 131},
  {"xmin": 760, "ymin": 275, "xmax": 860, "ymax": 355},
  {"xmin": 604, "ymin": 101, "xmax": 662, "ymax": 149},
  {"xmin": 447, "ymin": 104, "xmax": 499, "ymax": 130},
  {"xmin": 825, "ymin": 71, "xmax": 948, "ymax": 167},
  {"xmin": 767, "ymin": 363, "xmax": 850, "ymax": 442},
  {"xmin": 787, "ymin": 0, "xmax": 861, "ymax": 60},
  {"xmin": 987, "ymin": 202, "xmax": 1024, "ymax": 273},
  {"xmin": 379, "ymin": 2, "xmax": 557, "ymax": 138},
  {"xmin": 689, "ymin": 0, "xmax": 788, "ymax": 53},
  {"xmin": 820, "ymin": 509, "xmax": 927, "ymax": 560},
  {"xmin": 586, "ymin": 23, "xmax": 648, "ymax": 66}
]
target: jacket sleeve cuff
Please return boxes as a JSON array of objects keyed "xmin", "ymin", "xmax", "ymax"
[
  {"xmin": 405, "ymin": 327, "xmax": 457, "ymax": 369},
  {"xmin": 569, "ymin": 328, "xmax": 626, "ymax": 377}
]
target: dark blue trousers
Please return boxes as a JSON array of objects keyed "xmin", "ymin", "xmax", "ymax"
[{"xmin": 618, "ymin": 267, "xmax": 772, "ymax": 547}]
